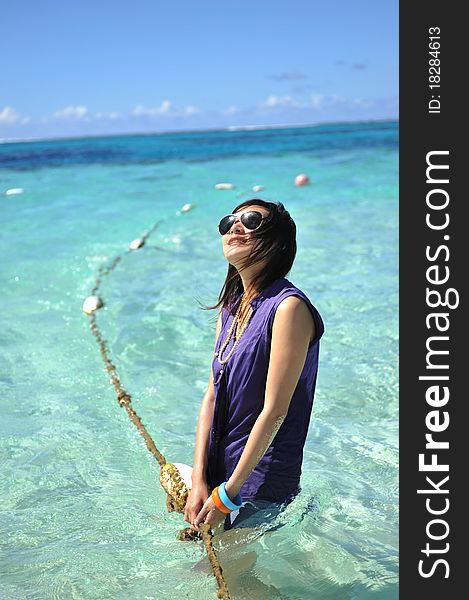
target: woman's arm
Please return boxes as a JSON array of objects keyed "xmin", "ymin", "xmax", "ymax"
[
  {"xmin": 191, "ymin": 309, "xmax": 223, "ymax": 485},
  {"xmin": 225, "ymin": 296, "xmax": 315, "ymax": 498}
]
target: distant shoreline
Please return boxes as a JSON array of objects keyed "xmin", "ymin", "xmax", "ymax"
[{"xmin": 0, "ymin": 117, "xmax": 398, "ymax": 146}]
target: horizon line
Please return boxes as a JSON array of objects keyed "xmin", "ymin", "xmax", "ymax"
[{"xmin": 0, "ymin": 116, "xmax": 398, "ymax": 145}]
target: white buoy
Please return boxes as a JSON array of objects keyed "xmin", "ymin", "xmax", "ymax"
[
  {"xmin": 252, "ymin": 185, "xmax": 264, "ymax": 192},
  {"xmin": 172, "ymin": 462, "xmax": 193, "ymax": 489},
  {"xmin": 214, "ymin": 182, "xmax": 235, "ymax": 190},
  {"xmin": 295, "ymin": 173, "xmax": 310, "ymax": 187},
  {"xmin": 181, "ymin": 203, "xmax": 194, "ymax": 213},
  {"xmin": 5, "ymin": 188, "xmax": 24, "ymax": 196},
  {"xmin": 82, "ymin": 295, "xmax": 104, "ymax": 315},
  {"xmin": 129, "ymin": 238, "xmax": 144, "ymax": 250}
]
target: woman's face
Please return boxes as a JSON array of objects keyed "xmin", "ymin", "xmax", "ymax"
[{"xmin": 221, "ymin": 204, "xmax": 270, "ymax": 267}]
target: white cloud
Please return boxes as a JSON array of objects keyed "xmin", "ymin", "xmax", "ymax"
[
  {"xmin": 53, "ymin": 105, "xmax": 88, "ymax": 119},
  {"xmin": 131, "ymin": 101, "xmax": 201, "ymax": 119},
  {"xmin": 184, "ymin": 105, "xmax": 200, "ymax": 116},
  {"xmin": 310, "ymin": 94, "xmax": 325, "ymax": 108},
  {"xmin": 352, "ymin": 97, "xmax": 374, "ymax": 108},
  {"xmin": 132, "ymin": 100, "xmax": 172, "ymax": 116},
  {"xmin": 95, "ymin": 111, "xmax": 121, "ymax": 120},
  {"xmin": 222, "ymin": 105, "xmax": 240, "ymax": 116},
  {"xmin": 159, "ymin": 100, "xmax": 171, "ymax": 114},
  {"xmin": 0, "ymin": 106, "xmax": 29, "ymax": 125},
  {"xmin": 1, "ymin": 93, "xmax": 397, "ymax": 140},
  {"xmin": 261, "ymin": 95, "xmax": 294, "ymax": 108}
]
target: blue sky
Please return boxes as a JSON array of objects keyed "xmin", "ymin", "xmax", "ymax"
[{"xmin": 0, "ymin": 0, "xmax": 398, "ymax": 139}]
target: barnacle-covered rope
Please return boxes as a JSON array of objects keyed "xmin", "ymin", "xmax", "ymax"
[{"xmin": 84, "ymin": 206, "xmax": 231, "ymax": 599}]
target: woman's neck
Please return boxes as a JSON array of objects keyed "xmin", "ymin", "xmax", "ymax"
[{"xmin": 239, "ymin": 273, "xmax": 261, "ymax": 301}]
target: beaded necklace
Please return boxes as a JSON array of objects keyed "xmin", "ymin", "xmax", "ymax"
[{"xmin": 213, "ymin": 293, "xmax": 254, "ymax": 385}]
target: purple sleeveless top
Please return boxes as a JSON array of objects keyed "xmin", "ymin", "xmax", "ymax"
[{"xmin": 206, "ymin": 277, "xmax": 324, "ymax": 503}]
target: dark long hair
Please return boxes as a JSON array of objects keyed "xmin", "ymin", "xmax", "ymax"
[{"xmin": 203, "ymin": 199, "xmax": 297, "ymax": 314}]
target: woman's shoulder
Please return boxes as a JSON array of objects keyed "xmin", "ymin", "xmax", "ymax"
[
  {"xmin": 272, "ymin": 279, "xmax": 325, "ymax": 341},
  {"xmin": 276, "ymin": 294, "xmax": 309, "ymax": 312},
  {"xmin": 273, "ymin": 278, "xmax": 316, "ymax": 308}
]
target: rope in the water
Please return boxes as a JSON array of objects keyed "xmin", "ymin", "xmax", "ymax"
[{"xmin": 85, "ymin": 209, "xmax": 231, "ymax": 600}]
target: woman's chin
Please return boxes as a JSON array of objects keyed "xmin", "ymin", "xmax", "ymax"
[{"xmin": 225, "ymin": 245, "xmax": 250, "ymax": 259}]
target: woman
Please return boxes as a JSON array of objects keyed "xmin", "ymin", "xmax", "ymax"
[{"xmin": 184, "ymin": 199, "xmax": 324, "ymax": 533}]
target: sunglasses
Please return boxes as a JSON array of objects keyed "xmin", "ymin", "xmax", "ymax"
[{"xmin": 218, "ymin": 210, "xmax": 267, "ymax": 235}]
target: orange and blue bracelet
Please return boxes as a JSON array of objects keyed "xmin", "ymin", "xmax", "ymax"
[
  {"xmin": 218, "ymin": 482, "xmax": 243, "ymax": 511},
  {"xmin": 211, "ymin": 486, "xmax": 232, "ymax": 513}
]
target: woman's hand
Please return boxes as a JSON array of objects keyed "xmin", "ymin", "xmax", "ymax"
[
  {"xmin": 193, "ymin": 494, "xmax": 227, "ymax": 531},
  {"xmin": 184, "ymin": 481, "xmax": 211, "ymax": 530}
]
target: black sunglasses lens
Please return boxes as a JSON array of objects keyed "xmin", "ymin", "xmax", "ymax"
[
  {"xmin": 241, "ymin": 211, "xmax": 262, "ymax": 230},
  {"xmin": 218, "ymin": 211, "xmax": 264, "ymax": 235},
  {"xmin": 219, "ymin": 215, "xmax": 235, "ymax": 235}
]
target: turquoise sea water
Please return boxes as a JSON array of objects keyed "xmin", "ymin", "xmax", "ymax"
[{"xmin": 1, "ymin": 122, "xmax": 398, "ymax": 599}]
